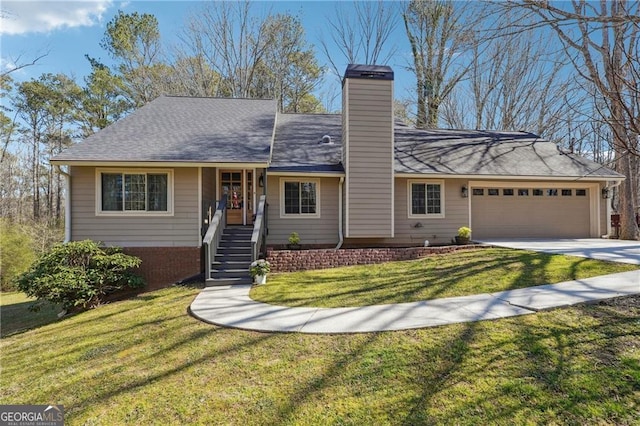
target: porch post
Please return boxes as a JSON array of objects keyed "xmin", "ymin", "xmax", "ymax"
[{"xmin": 242, "ymin": 169, "xmax": 247, "ymax": 225}]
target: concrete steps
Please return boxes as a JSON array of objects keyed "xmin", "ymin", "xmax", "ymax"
[{"xmin": 206, "ymin": 226, "xmax": 254, "ymax": 286}]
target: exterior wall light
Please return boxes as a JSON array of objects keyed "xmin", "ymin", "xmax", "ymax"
[
  {"xmin": 461, "ymin": 185, "xmax": 469, "ymax": 198},
  {"xmin": 602, "ymin": 187, "xmax": 610, "ymax": 199},
  {"xmin": 258, "ymin": 173, "xmax": 264, "ymax": 188}
]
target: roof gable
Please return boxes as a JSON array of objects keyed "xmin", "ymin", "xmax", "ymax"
[
  {"xmin": 270, "ymin": 113, "xmax": 343, "ymax": 173},
  {"xmin": 53, "ymin": 96, "xmax": 277, "ymax": 164}
]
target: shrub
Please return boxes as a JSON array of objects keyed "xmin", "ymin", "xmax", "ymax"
[
  {"xmin": 457, "ymin": 227, "xmax": 472, "ymax": 239},
  {"xmin": 249, "ymin": 259, "xmax": 271, "ymax": 278},
  {"xmin": 288, "ymin": 232, "xmax": 300, "ymax": 245},
  {"xmin": 14, "ymin": 240, "xmax": 145, "ymax": 312},
  {"xmin": 0, "ymin": 220, "xmax": 36, "ymax": 291}
]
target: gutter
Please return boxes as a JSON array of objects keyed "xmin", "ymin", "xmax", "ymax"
[
  {"xmin": 56, "ymin": 165, "xmax": 71, "ymax": 243},
  {"xmin": 607, "ymin": 180, "xmax": 623, "ymax": 191},
  {"xmin": 335, "ymin": 177, "xmax": 344, "ymax": 249}
]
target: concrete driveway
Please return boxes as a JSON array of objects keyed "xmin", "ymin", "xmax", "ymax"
[{"xmin": 478, "ymin": 238, "xmax": 640, "ymax": 265}]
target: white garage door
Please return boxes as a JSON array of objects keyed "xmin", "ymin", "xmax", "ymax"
[{"xmin": 471, "ymin": 186, "xmax": 591, "ymax": 239}]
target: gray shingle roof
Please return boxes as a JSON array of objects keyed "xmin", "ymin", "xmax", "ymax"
[
  {"xmin": 53, "ymin": 96, "xmax": 276, "ymax": 164},
  {"xmin": 269, "ymin": 113, "xmax": 343, "ymax": 173},
  {"xmin": 394, "ymin": 124, "xmax": 622, "ymax": 179},
  {"xmin": 53, "ymin": 95, "xmax": 621, "ymax": 180}
]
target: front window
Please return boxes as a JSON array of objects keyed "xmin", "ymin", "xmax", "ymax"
[
  {"xmin": 99, "ymin": 170, "xmax": 171, "ymax": 214},
  {"xmin": 409, "ymin": 180, "xmax": 444, "ymax": 218},
  {"xmin": 281, "ymin": 179, "xmax": 319, "ymax": 217}
]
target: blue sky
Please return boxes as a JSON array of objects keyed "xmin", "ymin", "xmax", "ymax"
[{"xmin": 1, "ymin": 0, "xmax": 414, "ymax": 108}]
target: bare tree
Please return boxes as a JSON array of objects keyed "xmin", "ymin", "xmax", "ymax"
[
  {"xmin": 441, "ymin": 15, "xmax": 579, "ymax": 143},
  {"xmin": 0, "ymin": 51, "xmax": 49, "ymax": 78},
  {"xmin": 499, "ymin": 0, "xmax": 640, "ymax": 239},
  {"xmin": 403, "ymin": 0, "xmax": 480, "ymax": 128},
  {"xmin": 319, "ymin": 0, "xmax": 400, "ymax": 79},
  {"xmin": 180, "ymin": 0, "xmax": 272, "ymax": 98},
  {"xmin": 164, "ymin": 55, "xmax": 222, "ymax": 98},
  {"xmin": 177, "ymin": 2, "xmax": 322, "ymax": 112}
]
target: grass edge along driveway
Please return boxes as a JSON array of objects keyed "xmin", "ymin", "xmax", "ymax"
[{"xmin": 250, "ymin": 248, "xmax": 640, "ymax": 308}]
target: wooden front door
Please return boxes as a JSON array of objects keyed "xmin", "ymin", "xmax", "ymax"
[
  {"xmin": 221, "ymin": 170, "xmax": 243, "ymax": 225},
  {"xmin": 220, "ymin": 170, "xmax": 254, "ymax": 225}
]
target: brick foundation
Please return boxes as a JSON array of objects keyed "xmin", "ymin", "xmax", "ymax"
[
  {"xmin": 266, "ymin": 245, "xmax": 482, "ymax": 273},
  {"xmin": 122, "ymin": 247, "xmax": 201, "ymax": 290}
]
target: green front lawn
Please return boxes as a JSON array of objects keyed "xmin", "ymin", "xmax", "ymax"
[
  {"xmin": 0, "ymin": 292, "xmax": 62, "ymax": 337},
  {"xmin": 1, "ymin": 286, "xmax": 639, "ymax": 424},
  {"xmin": 251, "ymin": 248, "xmax": 639, "ymax": 307}
]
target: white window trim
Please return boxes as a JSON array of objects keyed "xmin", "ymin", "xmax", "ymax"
[
  {"xmin": 95, "ymin": 168, "xmax": 174, "ymax": 216},
  {"xmin": 407, "ymin": 179, "xmax": 445, "ymax": 219},
  {"xmin": 279, "ymin": 177, "xmax": 321, "ymax": 219}
]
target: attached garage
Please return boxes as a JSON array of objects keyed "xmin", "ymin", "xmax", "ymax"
[{"xmin": 470, "ymin": 181, "xmax": 601, "ymax": 239}]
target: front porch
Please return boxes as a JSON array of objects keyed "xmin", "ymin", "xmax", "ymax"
[
  {"xmin": 202, "ymin": 194, "xmax": 267, "ymax": 285},
  {"xmin": 201, "ymin": 167, "xmax": 266, "ymax": 228}
]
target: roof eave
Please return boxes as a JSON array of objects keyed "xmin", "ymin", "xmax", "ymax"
[
  {"xmin": 393, "ymin": 172, "xmax": 625, "ymax": 182},
  {"xmin": 50, "ymin": 159, "xmax": 271, "ymax": 168}
]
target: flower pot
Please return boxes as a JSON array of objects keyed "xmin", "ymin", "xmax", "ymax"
[
  {"xmin": 254, "ymin": 274, "xmax": 267, "ymax": 285},
  {"xmin": 455, "ymin": 236, "xmax": 470, "ymax": 245}
]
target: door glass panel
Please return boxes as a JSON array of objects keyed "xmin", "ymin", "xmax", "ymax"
[
  {"xmin": 247, "ymin": 172, "xmax": 253, "ymax": 216},
  {"xmin": 221, "ymin": 171, "xmax": 243, "ymax": 210}
]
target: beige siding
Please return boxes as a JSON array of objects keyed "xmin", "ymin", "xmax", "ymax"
[
  {"xmin": 344, "ymin": 77, "xmax": 394, "ymax": 238},
  {"xmin": 266, "ymin": 175, "xmax": 340, "ymax": 246},
  {"xmin": 71, "ymin": 166, "xmax": 200, "ymax": 247},
  {"xmin": 344, "ymin": 178, "xmax": 470, "ymax": 246},
  {"xmin": 394, "ymin": 178, "xmax": 469, "ymax": 245}
]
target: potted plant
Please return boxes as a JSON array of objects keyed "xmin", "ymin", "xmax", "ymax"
[
  {"xmin": 287, "ymin": 232, "xmax": 301, "ymax": 250},
  {"xmin": 455, "ymin": 226, "xmax": 472, "ymax": 245},
  {"xmin": 250, "ymin": 259, "xmax": 271, "ymax": 285}
]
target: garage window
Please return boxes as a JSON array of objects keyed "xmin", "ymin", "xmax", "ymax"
[
  {"xmin": 518, "ymin": 189, "xmax": 529, "ymax": 196},
  {"xmin": 473, "ymin": 188, "xmax": 484, "ymax": 196},
  {"xmin": 503, "ymin": 189, "xmax": 514, "ymax": 196},
  {"xmin": 488, "ymin": 188, "xmax": 499, "ymax": 196},
  {"xmin": 562, "ymin": 189, "xmax": 572, "ymax": 196},
  {"xmin": 409, "ymin": 180, "xmax": 444, "ymax": 218},
  {"xmin": 533, "ymin": 189, "xmax": 544, "ymax": 196},
  {"xmin": 547, "ymin": 189, "xmax": 558, "ymax": 196},
  {"xmin": 576, "ymin": 189, "xmax": 587, "ymax": 196}
]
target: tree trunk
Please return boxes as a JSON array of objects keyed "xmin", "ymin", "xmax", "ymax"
[{"xmin": 617, "ymin": 145, "xmax": 640, "ymax": 240}]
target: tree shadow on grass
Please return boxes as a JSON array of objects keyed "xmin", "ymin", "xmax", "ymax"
[
  {"xmin": 261, "ymin": 249, "xmax": 574, "ymax": 308},
  {"xmin": 0, "ymin": 298, "xmax": 62, "ymax": 338},
  {"xmin": 463, "ymin": 295, "xmax": 640, "ymax": 424},
  {"xmin": 3, "ymin": 290, "xmax": 281, "ymax": 421}
]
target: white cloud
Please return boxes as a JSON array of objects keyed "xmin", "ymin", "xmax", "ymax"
[{"xmin": 0, "ymin": 1, "xmax": 112, "ymax": 35}]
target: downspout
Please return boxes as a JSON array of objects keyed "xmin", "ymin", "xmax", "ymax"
[
  {"xmin": 56, "ymin": 165, "xmax": 71, "ymax": 243},
  {"xmin": 335, "ymin": 176, "xmax": 344, "ymax": 249}
]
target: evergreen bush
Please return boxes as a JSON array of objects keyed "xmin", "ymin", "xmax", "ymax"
[{"xmin": 14, "ymin": 240, "xmax": 145, "ymax": 312}]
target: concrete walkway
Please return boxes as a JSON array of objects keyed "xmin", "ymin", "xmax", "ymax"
[
  {"xmin": 190, "ymin": 238, "xmax": 640, "ymax": 333},
  {"xmin": 190, "ymin": 269, "xmax": 640, "ymax": 334}
]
